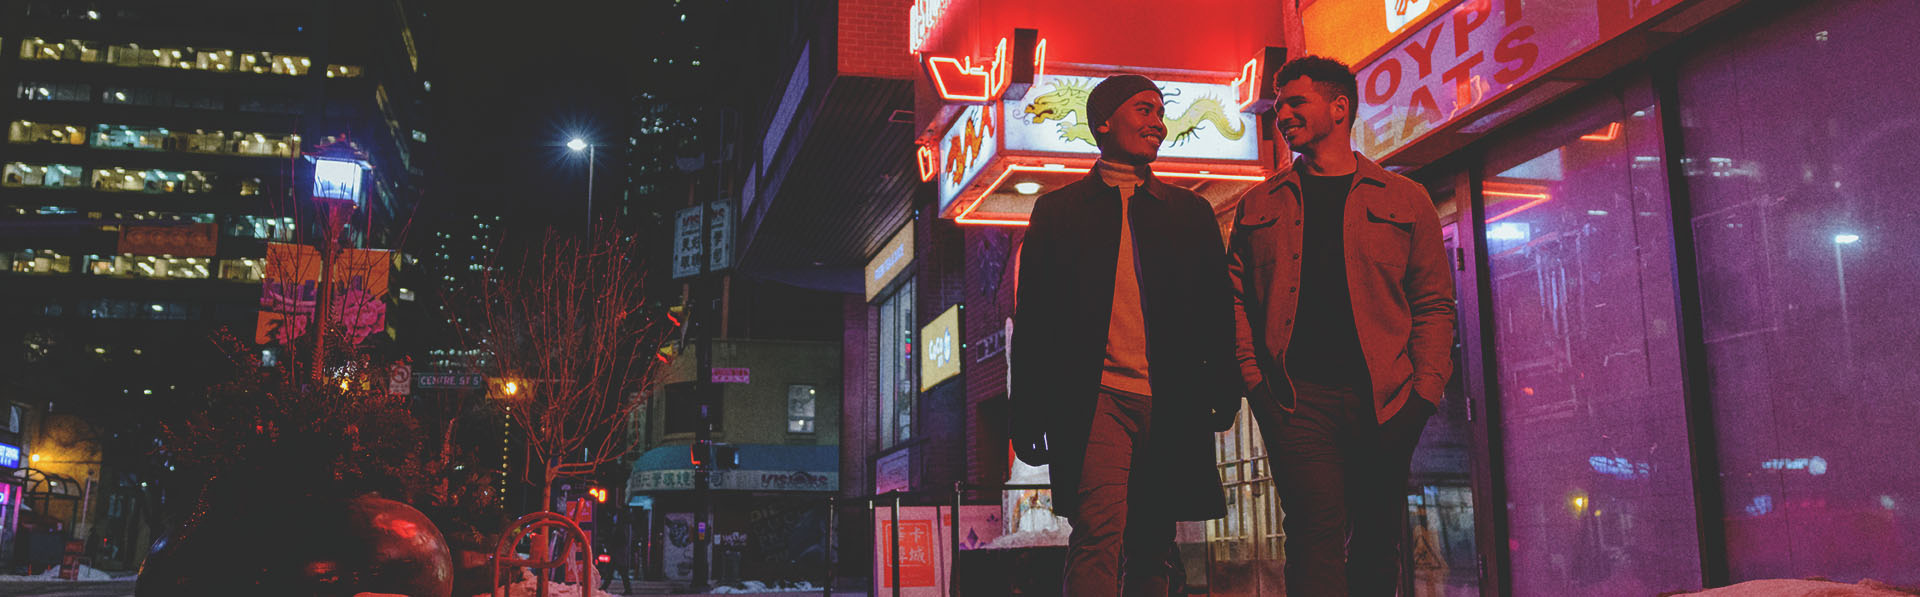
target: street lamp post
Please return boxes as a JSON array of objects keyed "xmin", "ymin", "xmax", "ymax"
[
  {"xmin": 1834, "ymin": 233, "xmax": 1860, "ymax": 372},
  {"xmin": 568, "ymin": 138, "xmax": 595, "ymax": 229},
  {"xmin": 305, "ymin": 140, "xmax": 370, "ymax": 386}
]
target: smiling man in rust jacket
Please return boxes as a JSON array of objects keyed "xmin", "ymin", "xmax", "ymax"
[
  {"xmin": 1010, "ymin": 74, "xmax": 1241, "ymax": 596},
  {"xmin": 1231, "ymin": 56, "xmax": 1456, "ymax": 596}
]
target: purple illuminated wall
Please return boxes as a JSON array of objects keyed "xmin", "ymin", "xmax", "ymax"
[{"xmin": 1677, "ymin": 0, "xmax": 1920, "ymax": 584}]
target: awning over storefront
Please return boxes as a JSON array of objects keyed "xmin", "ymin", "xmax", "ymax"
[{"xmin": 627, "ymin": 444, "xmax": 838, "ymax": 499}]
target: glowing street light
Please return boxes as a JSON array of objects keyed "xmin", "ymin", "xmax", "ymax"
[
  {"xmin": 565, "ymin": 137, "xmax": 597, "ymax": 228},
  {"xmin": 1834, "ymin": 233, "xmax": 1860, "ymax": 245}
]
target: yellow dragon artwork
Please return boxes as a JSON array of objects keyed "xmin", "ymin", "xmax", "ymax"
[{"xmin": 1021, "ymin": 78, "xmax": 1247, "ymax": 147}]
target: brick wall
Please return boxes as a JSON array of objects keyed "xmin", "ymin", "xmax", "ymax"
[
  {"xmin": 837, "ymin": 0, "xmax": 916, "ymax": 79},
  {"xmin": 913, "ymin": 207, "xmax": 968, "ymax": 493},
  {"xmin": 840, "ymin": 294, "xmax": 874, "ymax": 498},
  {"xmin": 962, "ymin": 226, "xmax": 1021, "ymax": 489}
]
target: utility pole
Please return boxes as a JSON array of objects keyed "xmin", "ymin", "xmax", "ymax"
[{"xmin": 689, "ymin": 108, "xmax": 724, "ymax": 592}]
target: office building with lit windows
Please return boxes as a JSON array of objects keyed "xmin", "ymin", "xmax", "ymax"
[{"xmin": 0, "ymin": 0, "xmax": 431, "ymax": 571}]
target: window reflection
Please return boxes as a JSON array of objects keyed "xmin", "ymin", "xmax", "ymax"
[
  {"xmin": 1481, "ymin": 84, "xmax": 1701, "ymax": 595},
  {"xmin": 15, "ymin": 81, "xmax": 90, "ymax": 102}
]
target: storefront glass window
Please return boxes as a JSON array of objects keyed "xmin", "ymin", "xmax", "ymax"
[
  {"xmin": 877, "ymin": 279, "xmax": 915, "ymax": 448},
  {"xmin": 1677, "ymin": 0, "xmax": 1920, "ymax": 584},
  {"xmin": 1481, "ymin": 84, "xmax": 1701, "ymax": 595}
]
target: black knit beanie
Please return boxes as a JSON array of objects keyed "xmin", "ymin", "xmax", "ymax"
[{"xmin": 1085, "ymin": 74, "xmax": 1161, "ymax": 143}]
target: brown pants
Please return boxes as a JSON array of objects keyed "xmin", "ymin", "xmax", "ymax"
[{"xmin": 1064, "ymin": 388, "xmax": 1178, "ymax": 597}]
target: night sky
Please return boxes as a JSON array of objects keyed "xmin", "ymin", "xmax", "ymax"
[{"xmin": 423, "ymin": 0, "xmax": 641, "ymax": 230}]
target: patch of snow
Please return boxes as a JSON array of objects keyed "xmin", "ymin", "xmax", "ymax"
[
  {"xmin": 472, "ymin": 567, "xmax": 620, "ymax": 597},
  {"xmin": 711, "ymin": 580, "xmax": 820, "ymax": 593},
  {"xmin": 980, "ymin": 526, "xmax": 1071, "ymax": 550},
  {"xmin": 1677, "ymin": 579, "xmax": 1918, "ymax": 597},
  {"xmin": 0, "ymin": 564, "xmax": 114, "ymax": 581}
]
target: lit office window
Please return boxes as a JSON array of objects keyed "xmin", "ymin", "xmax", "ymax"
[
  {"xmin": 2, "ymin": 163, "xmax": 85, "ymax": 188},
  {"xmin": 1, "ymin": 249, "xmax": 71, "ymax": 275},
  {"xmin": 15, "ymin": 82, "xmax": 90, "ymax": 102},
  {"xmin": 8, "ymin": 121, "xmax": 85, "ymax": 145},
  {"xmin": 89, "ymin": 167, "xmax": 211, "ymax": 194},
  {"xmin": 83, "ymin": 255, "xmax": 211, "ymax": 279}
]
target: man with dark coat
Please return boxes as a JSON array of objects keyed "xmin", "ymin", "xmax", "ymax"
[
  {"xmin": 1229, "ymin": 56, "xmax": 1456, "ymax": 596},
  {"xmin": 1009, "ymin": 73, "xmax": 1242, "ymax": 596}
]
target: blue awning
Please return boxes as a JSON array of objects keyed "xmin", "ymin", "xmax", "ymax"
[{"xmin": 628, "ymin": 444, "xmax": 838, "ymax": 496}]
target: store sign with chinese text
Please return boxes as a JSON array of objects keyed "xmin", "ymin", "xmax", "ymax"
[
  {"xmin": 0, "ymin": 443, "xmax": 19, "ymax": 469},
  {"xmin": 920, "ymin": 305, "xmax": 961, "ymax": 391},
  {"xmin": 1354, "ymin": 0, "xmax": 1689, "ymax": 160}
]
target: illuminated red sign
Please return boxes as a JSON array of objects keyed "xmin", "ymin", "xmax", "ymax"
[
  {"xmin": 1354, "ymin": 0, "xmax": 1688, "ymax": 160},
  {"xmin": 1230, "ymin": 58, "xmax": 1259, "ymax": 112},
  {"xmin": 916, "ymin": 145, "xmax": 937, "ymax": 182},
  {"xmin": 909, "ymin": 0, "xmax": 954, "ymax": 54},
  {"xmin": 926, "ymin": 38, "xmax": 1010, "ymax": 103}
]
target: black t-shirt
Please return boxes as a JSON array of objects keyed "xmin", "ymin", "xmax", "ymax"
[{"xmin": 1285, "ymin": 171, "xmax": 1368, "ymax": 387}]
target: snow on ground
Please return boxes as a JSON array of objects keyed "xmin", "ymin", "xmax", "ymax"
[
  {"xmin": 1677, "ymin": 579, "xmax": 1919, "ymax": 596},
  {"xmin": 0, "ymin": 564, "xmax": 114, "ymax": 581},
  {"xmin": 710, "ymin": 580, "xmax": 820, "ymax": 593},
  {"xmin": 980, "ymin": 526, "xmax": 1071, "ymax": 550},
  {"xmin": 472, "ymin": 568, "xmax": 620, "ymax": 597}
]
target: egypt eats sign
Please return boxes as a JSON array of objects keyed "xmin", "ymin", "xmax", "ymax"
[{"xmin": 1353, "ymin": 0, "xmax": 1684, "ymax": 159}]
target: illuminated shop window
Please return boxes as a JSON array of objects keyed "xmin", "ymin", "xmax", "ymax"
[
  {"xmin": 15, "ymin": 81, "xmax": 91, "ymax": 102},
  {"xmin": 89, "ymin": 167, "xmax": 212, "ymax": 194},
  {"xmin": 2, "ymin": 163, "xmax": 85, "ymax": 188},
  {"xmin": 1, "ymin": 249, "xmax": 71, "ymax": 275},
  {"xmin": 84, "ymin": 255, "xmax": 212, "ymax": 279},
  {"xmin": 8, "ymin": 121, "xmax": 85, "ymax": 145}
]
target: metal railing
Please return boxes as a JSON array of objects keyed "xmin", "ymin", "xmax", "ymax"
[{"xmin": 821, "ymin": 482, "xmax": 1053, "ymax": 597}]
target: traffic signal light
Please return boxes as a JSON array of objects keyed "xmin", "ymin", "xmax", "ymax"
[{"xmin": 588, "ymin": 486, "xmax": 608, "ymax": 503}]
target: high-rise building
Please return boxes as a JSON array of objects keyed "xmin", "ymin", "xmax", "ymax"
[{"xmin": 0, "ymin": 0, "xmax": 431, "ymax": 570}]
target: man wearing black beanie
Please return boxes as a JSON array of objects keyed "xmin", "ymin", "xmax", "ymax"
[{"xmin": 1010, "ymin": 74, "xmax": 1241, "ymax": 596}]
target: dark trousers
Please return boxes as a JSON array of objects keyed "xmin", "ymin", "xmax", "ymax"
[
  {"xmin": 1064, "ymin": 388, "xmax": 1180, "ymax": 597},
  {"xmin": 1263, "ymin": 381, "xmax": 1427, "ymax": 597}
]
